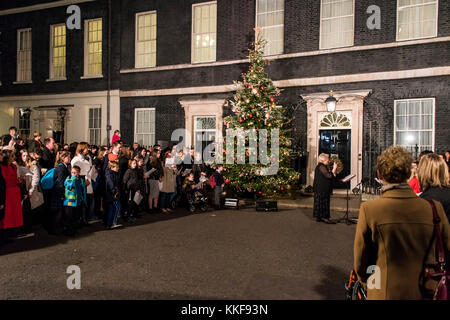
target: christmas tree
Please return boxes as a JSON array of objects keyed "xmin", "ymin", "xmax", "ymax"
[{"xmin": 221, "ymin": 30, "xmax": 300, "ymax": 199}]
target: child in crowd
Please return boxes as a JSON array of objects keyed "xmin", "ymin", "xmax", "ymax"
[
  {"xmin": 183, "ymin": 172, "xmax": 196, "ymax": 196},
  {"xmin": 122, "ymin": 159, "xmax": 140, "ymax": 222},
  {"xmin": 105, "ymin": 161, "xmax": 122, "ymax": 229},
  {"xmin": 63, "ymin": 165, "xmax": 86, "ymax": 236}
]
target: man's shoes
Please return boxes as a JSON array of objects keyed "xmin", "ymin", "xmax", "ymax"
[
  {"xmin": 110, "ymin": 224, "xmax": 123, "ymax": 229},
  {"xmin": 315, "ymin": 218, "xmax": 322, "ymax": 222},
  {"xmin": 321, "ymin": 218, "xmax": 336, "ymax": 224},
  {"xmin": 87, "ymin": 219, "xmax": 102, "ymax": 224}
]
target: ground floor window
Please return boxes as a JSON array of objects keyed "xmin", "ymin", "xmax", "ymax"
[
  {"xmin": 135, "ymin": 108, "xmax": 156, "ymax": 147},
  {"xmin": 88, "ymin": 107, "xmax": 102, "ymax": 146},
  {"xmin": 394, "ymin": 98, "xmax": 435, "ymax": 153},
  {"xmin": 18, "ymin": 108, "xmax": 31, "ymax": 140}
]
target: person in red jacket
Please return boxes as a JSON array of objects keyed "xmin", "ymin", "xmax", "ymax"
[
  {"xmin": 111, "ymin": 130, "xmax": 121, "ymax": 145},
  {"xmin": 0, "ymin": 150, "xmax": 23, "ymax": 243},
  {"xmin": 408, "ymin": 162, "xmax": 421, "ymax": 194}
]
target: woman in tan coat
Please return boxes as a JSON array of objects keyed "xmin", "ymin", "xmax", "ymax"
[
  {"xmin": 354, "ymin": 146, "xmax": 450, "ymax": 300},
  {"xmin": 160, "ymin": 151, "xmax": 177, "ymax": 213}
]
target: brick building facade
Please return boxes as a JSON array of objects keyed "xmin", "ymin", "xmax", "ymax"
[{"xmin": 0, "ymin": 0, "xmax": 449, "ymax": 188}]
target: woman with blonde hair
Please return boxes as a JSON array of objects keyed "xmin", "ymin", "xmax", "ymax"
[
  {"xmin": 71, "ymin": 142, "xmax": 98, "ymax": 225},
  {"xmin": 354, "ymin": 146, "xmax": 450, "ymax": 300},
  {"xmin": 312, "ymin": 153, "xmax": 337, "ymax": 224},
  {"xmin": 419, "ymin": 153, "xmax": 450, "ymax": 221}
]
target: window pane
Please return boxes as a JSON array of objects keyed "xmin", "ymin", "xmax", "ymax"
[
  {"xmin": 320, "ymin": 0, "xmax": 354, "ymax": 49},
  {"xmin": 395, "ymin": 99, "xmax": 435, "ymax": 151},
  {"xmin": 397, "ymin": 0, "xmax": 437, "ymax": 40},
  {"xmin": 192, "ymin": 3, "xmax": 217, "ymax": 63}
]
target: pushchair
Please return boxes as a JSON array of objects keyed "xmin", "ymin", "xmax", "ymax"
[
  {"xmin": 345, "ymin": 269, "xmax": 367, "ymax": 300},
  {"xmin": 186, "ymin": 188, "xmax": 208, "ymax": 213}
]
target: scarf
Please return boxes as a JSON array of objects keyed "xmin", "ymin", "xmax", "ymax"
[{"xmin": 381, "ymin": 183, "xmax": 411, "ymax": 193}]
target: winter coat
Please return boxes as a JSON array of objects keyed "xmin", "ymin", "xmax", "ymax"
[
  {"xmin": 354, "ymin": 186, "xmax": 450, "ymax": 300},
  {"xmin": 421, "ymin": 186, "xmax": 450, "ymax": 222},
  {"xmin": 313, "ymin": 163, "xmax": 334, "ymax": 195},
  {"xmin": 71, "ymin": 154, "xmax": 96, "ymax": 194},
  {"xmin": 51, "ymin": 163, "xmax": 71, "ymax": 209},
  {"xmin": 41, "ymin": 147, "xmax": 56, "ymax": 170},
  {"xmin": 123, "ymin": 168, "xmax": 139, "ymax": 192},
  {"xmin": 28, "ymin": 139, "xmax": 43, "ymax": 154},
  {"xmin": 149, "ymin": 159, "xmax": 163, "ymax": 180},
  {"xmin": 63, "ymin": 176, "xmax": 87, "ymax": 208},
  {"xmin": 161, "ymin": 166, "xmax": 176, "ymax": 193},
  {"xmin": 0, "ymin": 164, "xmax": 23, "ymax": 229},
  {"xmin": 0, "ymin": 166, "xmax": 6, "ymax": 221},
  {"xmin": 105, "ymin": 168, "xmax": 120, "ymax": 203}
]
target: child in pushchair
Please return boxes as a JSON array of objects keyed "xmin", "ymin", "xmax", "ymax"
[{"xmin": 183, "ymin": 173, "xmax": 208, "ymax": 213}]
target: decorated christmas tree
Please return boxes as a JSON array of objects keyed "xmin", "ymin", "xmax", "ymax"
[{"xmin": 222, "ymin": 30, "xmax": 300, "ymax": 199}]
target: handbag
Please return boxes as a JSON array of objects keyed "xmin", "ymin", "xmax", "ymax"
[
  {"xmin": 133, "ymin": 191, "xmax": 144, "ymax": 206},
  {"xmin": 158, "ymin": 181, "xmax": 163, "ymax": 191},
  {"xmin": 423, "ymin": 200, "xmax": 450, "ymax": 300},
  {"xmin": 30, "ymin": 190, "xmax": 44, "ymax": 210}
]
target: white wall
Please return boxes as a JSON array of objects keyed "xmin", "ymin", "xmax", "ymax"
[{"xmin": 0, "ymin": 90, "xmax": 120, "ymax": 145}]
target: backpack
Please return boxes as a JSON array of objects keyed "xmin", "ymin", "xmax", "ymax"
[
  {"xmin": 40, "ymin": 163, "xmax": 64, "ymax": 191},
  {"xmin": 40, "ymin": 168, "xmax": 56, "ymax": 190},
  {"xmin": 209, "ymin": 175, "xmax": 216, "ymax": 189}
]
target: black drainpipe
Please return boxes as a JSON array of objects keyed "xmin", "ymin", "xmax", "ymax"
[{"xmin": 106, "ymin": 0, "xmax": 112, "ymax": 146}]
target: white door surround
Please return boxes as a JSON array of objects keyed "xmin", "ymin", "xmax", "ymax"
[
  {"xmin": 302, "ymin": 90, "xmax": 372, "ymax": 189},
  {"xmin": 179, "ymin": 98, "xmax": 226, "ymax": 147}
]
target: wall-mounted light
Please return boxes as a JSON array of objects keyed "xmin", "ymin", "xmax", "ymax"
[
  {"xmin": 57, "ymin": 107, "xmax": 67, "ymax": 118},
  {"xmin": 325, "ymin": 90, "xmax": 337, "ymax": 113}
]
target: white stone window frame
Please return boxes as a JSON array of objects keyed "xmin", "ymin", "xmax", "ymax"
[
  {"xmin": 134, "ymin": 108, "xmax": 156, "ymax": 147},
  {"xmin": 191, "ymin": 1, "xmax": 217, "ymax": 64},
  {"xmin": 319, "ymin": 0, "xmax": 355, "ymax": 50},
  {"xmin": 255, "ymin": 0, "xmax": 285, "ymax": 56},
  {"xmin": 49, "ymin": 23, "xmax": 67, "ymax": 81},
  {"xmin": 83, "ymin": 18, "xmax": 103, "ymax": 78},
  {"xmin": 396, "ymin": 0, "xmax": 439, "ymax": 42},
  {"xmin": 16, "ymin": 28, "xmax": 32, "ymax": 83},
  {"xmin": 394, "ymin": 98, "xmax": 435, "ymax": 152},
  {"xmin": 87, "ymin": 106, "xmax": 102, "ymax": 146},
  {"xmin": 135, "ymin": 10, "xmax": 157, "ymax": 69}
]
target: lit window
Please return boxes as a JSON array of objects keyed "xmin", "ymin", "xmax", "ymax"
[
  {"xmin": 256, "ymin": 0, "xmax": 284, "ymax": 56},
  {"xmin": 397, "ymin": 0, "xmax": 438, "ymax": 41},
  {"xmin": 84, "ymin": 18, "xmax": 103, "ymax": 76},
  {"xmin": 192, "ymin": 2, "xmax": 217, "ymax": 63},
  {"xmin": 320, "ymin": 0, "xmax": 354, "ymax": 49},
  {"xmin": 50, "ymin": 24, "xmax": 66, "ymax": 79},
  {"xmin": 136, "ymin": 11, "xmax": 157, "ymax": 68},
  {"xmin": 395, "ymin": 98, "xmax": 435, "ymax": 152}
]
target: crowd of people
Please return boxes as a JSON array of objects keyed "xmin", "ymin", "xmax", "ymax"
[
  {"xmin": 0, "ymin": 128, "xmax": 226, "ymax": 245},
  {"xmin": 353, "ymin": 146, "xmax": 450, "ymax": 300},
  {"xmin": 313, "ymin": 149, "xmax": 450, "ymax": 224}
]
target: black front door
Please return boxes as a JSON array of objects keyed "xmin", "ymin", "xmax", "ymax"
[
  {"xmin": 319, "ymin": 130, "xmax": 351, "ymax": 189},
  {"xmin": 195, "ymin": 131, "xmax": 216, "ymax": 161}
]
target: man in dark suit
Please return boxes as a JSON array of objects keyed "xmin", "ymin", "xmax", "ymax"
[
  {"xmin": 2, "ymin": 126, "xmax": 18, "ymax": 147},
  {"xmin": 40, "ymin": 138, "xmax": 56, "ymax": 172}
]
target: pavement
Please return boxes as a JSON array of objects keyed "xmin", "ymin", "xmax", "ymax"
[{"xmin": 0, "ymin": 206, "xmax": 357, "ymax": 300}]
